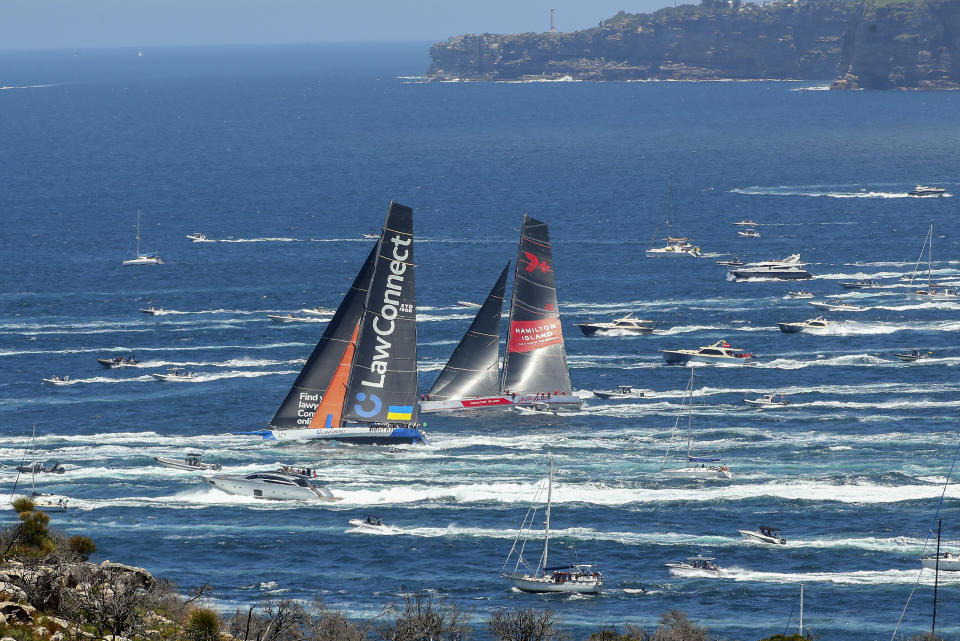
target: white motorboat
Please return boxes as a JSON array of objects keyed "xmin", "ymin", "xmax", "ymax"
[
  {"xmin": 744, "ymin": 394, "xmax": 790, "ymax": 407},
  {"xmin": 42, "ymin": 376, "xmax": 72, "ymax": 386},
  {"xmin": 661, "ymin": 340, "xmax": 756, "ymax": 365},
  {"xmin": 778, "ymin": 316, "xmax": 830, "ymax": 334},
  {"xmin": 895, "ymin": 348, "xmax": 933, "ymax": 362},
  {"xmin": 593, "ymin": 385, "xmax": 648, "ymax": 400},
  {"xmin": 909, "ymin": 185, "xmax": 947, "ymax": 197},
  {"xmin": 576, "ymin": 313, "xmax": 655, "ymax": 336},
  {"xmin": 203, "ymin": 471, "xmax": 340, "ymax": 501},
  {"xmin": 11, "ymin": 427, "xmax": 69, "ymax": 513},
  {"xmin": 154, "ymin": 454, "xmax": 221, "ymax": 471},
  {"xmin": 785, "ymin": 291, "xmax": 814, "ymax": 299},
  {"xmin": 348, "ymin": 516, "xmax": 398, "ymax": 534},
  {"xmin": 730, "ymin": 254, "xmax": 812, "ymax": 280},
  {"xmin": 839, "ymin": 279, "xmax": 879, "ymax": 290},
  {"xmin": 733, "ymin": 220, "xmax": 758, "ymax": 226},
  {"xmin": 456, "ymin": 300, "xmax": 481, "ymax": 308},
  {"xmin": 716, "ymin": 257, "xmax": 744, "ymax": 266},
  {"xmin": 299, "ymin": 307, "xmax": 332, "ymax": 316},
  {"xmin": 665, "ymin": 554, "xmax": 722, "ymax": 577},
  {"xmin": 737, "ymin": 229, "xmax": 760, "ymax": 238},
  {"xmin": 362, "ymin": 233, "xmax": 380, "ymax": 239},
  {"xmin": 140, "ymin": 306, "xmax": 163, "ymax": 315},
  {"xmin": 809, "ymin": 299, "xmax": 867, "ymax": 312},
  {"xmin": 660, "ymin": 370, "xmax": 733, "ymax": 480},
  {"xmin": 17, "ymin": 461, "xmax": 66, "ymax": 474},
  {"xmin": 739, "ymin": 525, "xmax": 787, "ymax": 545},
  {"xmin": 646, "ymin": 237, "xmax": 701, "ymax": 258},
  {"xmin": 502, "ymin": 457, "xmax": 603, "ymax": 594},
  {"xmin": 921, "ymin": 552, "xmax": 960, "ymax": 572},
  {"xmin": 97, "ymin": 353, "xmax": 139, "ymax": 369},
  {"xmin": 152, "ymin": 367, "xmax": 196, "ymax": 381},
  {"xmin": 122, "ymin": 209, "xmax": 163, "ymax": 265},
  {"xmin": 186, "ymin": 232, "xmax": 209, "ymax": 242}
]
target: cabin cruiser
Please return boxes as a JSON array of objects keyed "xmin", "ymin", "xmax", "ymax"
[
  {"xmin": 576, "ymin": 313, "xmax": 655, "ymax": 336},
  {"xmin": 716, "ymin": 257, "xmax": 744, "ymax": 266},
  {"xmin": 593, "ymin": 385, "xmax": 648, "ymax": 399},
  {"xmin": 139, "ymin": 306, "xmax": 163, "ymax": 315},
  {"xmin": 186, "ymin": 232, "xmax": 208, "ymax": 242},
  {"xmin": 909, "ymin": 185, "xmax": 947, "ymax": 197},
  {"xmin": 738, "ymin": 229, "xmax": 760, "ymax": 238},
  {"xmin": 97, "ymin": 353, "xmax": 139, "ymax": 369},
  {"xmin": 152, "ymin": 367, "xmax": 196, "ymax": 381},
  {"xmin": 154, "ymin": 454, "xmax": 221, "ymax": 471},
  {"xmin": 809, "ymin": 299, "xmax": 867, "ymax": 312},
  {"xmin": 17, "ymin": 461, "xmax": 65, "ymax": 474},
  {"xmin": 839, "ymin": 279, "xmax": 879, "ymax": 290},
  {"xmin": 785, "ymin": 291, "xmax": 814, "ymax": 299},
  {"xmin": 349, "ymin": 516, "xmax": 397, "ymax": 534},
  {"xmin": 202, "ymin": 471, "xmax": 341, "ymax": 501},
  {"xmin": 921, "ymin": 552, "xmax": 960, "ymax": 571},
  {"xmin": 267, "ymin": 313, "xmax": 311, "ymax": 323},
  {"xmin": 739, "ymin": 525, "xmax": 787, "ymax": 545},
  {"xmin": 733, "ymin": 220, "xmax": 758, "ymax": 226},
  {"xmin": 42, "ymin": 376, "xmax": 72, "ymax": 385},
  {"xmin": 730, "ymin": 254, "xmax": 812, "ymax": 280},
  {"xmin": 778, "ymin": 316, "xmax": 830, "ymax": 334},
  {"xmin": 362, "ymin": 233, "xmax": 380, "ymax": 239},
  {"xmin": 646, "ymin": 237, "xmax": 701, "ymax": 258},
  {"xmin": 744, "ymin": 394, "xmax": 790, "ymax": 407},
  {"xmin": 661, "ymin": 340, "xmax": 756, "ymax": 365},
  {"xmin": 665, "ymin": 554, "xmax": 722, "ymax": 577},
  {"xmin": 895, "ymin": 349, "xmax": 932, "ymax": 362}
]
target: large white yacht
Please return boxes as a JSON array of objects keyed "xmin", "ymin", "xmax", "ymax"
[
  {"xmin": 646, "ymin": 237, "xmax": 701, "ymax": 258},
  {"xmin": 203, "ymin": 471, "xmax": 341, "ymax": 501},
  {"xmin": 576, "ymin": 313, "xmax": 655, "ymax": 336},
  {"xmin": 739, "ymin": 525, "xmax": 787, "ymax": 545},
  {"xmin": 778, "ymin": 316, "xmax": 830, "ymax": 334},
  {"xmin": 661, "ymin": 340, "xmax": 756, "ymax": 365},
  {"xmin": 730, "ymin": 254, "xmax": 812, "ymax": 280}
]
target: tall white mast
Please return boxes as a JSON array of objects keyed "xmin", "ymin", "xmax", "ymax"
[
  {"xmin": 798, "ymin": 583, "xmax": 804, "ymax": 636},
  {"xmin": 543, "ymin": 456, "xmax": 553, "ymax": 572},
  {"xmin": 135, "ymin": 209, "xmax": 142, "ymax": 257}
]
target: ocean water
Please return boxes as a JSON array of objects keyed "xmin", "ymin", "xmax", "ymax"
[{"xmin": 1, "ymin": 43, "xmax": 960, "ymax": 639}]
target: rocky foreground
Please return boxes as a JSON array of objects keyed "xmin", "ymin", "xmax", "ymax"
[{"xmin": 426, "ymin": 0, "xmax": 960, "ymax": 89}]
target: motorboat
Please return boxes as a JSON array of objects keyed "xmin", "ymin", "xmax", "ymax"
[
  {"xmin": 921, "ymin": 552, "xmax": 960, "ymax": 571},
  {"xmin": 778, "ymin": 316, "xmax": 830, "ymax": 334},
  {"xmin": 665, "ymin": 554, "xmax": 722, "ymax": 577},
  {"xmin": 140, "ymin": 306, "xmax": 163, "ymax": 315},
  {"xmin": 733, "ymin": 220, "xmax": 758, "ymax": 226},
  {"xmin": 576, "ymin": 313, "xmax": 655, "ymax": 336},
  {"xmin": 17, "ymin": 461, "xmax": 66, "ymax": 474},
  {"xmin": 809, "ymin": 299, "xmax": 867, "ymax": 312},
  {"xmin": 151, "ymin": 367, "xmax": 196, "ymax": 381},
  {"xmin": 97, "ymin": 353, "xmax": 139, "ymax": 369},
  {"xmin": 593, "ymin": 385, "xmax": 647, "ymax": 400},
  {"xmin": 739, "ymin": 525, "xmax": 787, "ymax": 545},
  {"xmin": 502, "ymin": 457, "xmax": 603, "ymax": 593},
  {"xmin": 646, "ymin": 237, "xmax": 701, "ymax": 258},
  {"xmin": 661, "ymin": 340, "xmax": 756, "ymax": 365},
  {"xmin": 456, "ymin": 300, "xmax": 481, "ymax": 308},
  {"xmin": 909, "ymin": 185, "xmax": 947, "ymax": 197},
  {"xmin": 28, "ymin": 492, "xmax": 68, "ymax": 513},
  {"xmin": 11, "ymin": 427, "xmax": 70, "ymax": 513},
  {"xmin": 730, "ymin": 254, "xmax": 812, "ymax": 281},
  {"xmin": 122, "ymin": 209, "xmax": 163, "ymax": 266},
  {"xmin": 839, "ymin": 279, "xmax": 879, "ymax": 290},
  {"xmin": 42, "ymin": 376, "xmax": 72, "ymax": 385},
  {"xmin": 895, "ymin": 348, "xmax": 932, "ymax": 362},
  {"xmin": 186, "ymin": 232, "xmax": 209, "ymax": 242},
  {"xmin": 202, "ymin": 471, "xmax": 341, "ymax": 502},
  {"xmin": 154, "ymin": 454, "xmax": 221, "ymax": 471},
  {"xmin": 267, "ymin": 313, "xmax": 311, "ymax": 323},
  {"xmin": 348, "ymin": 516, "xmax": 397, "ymax": 534},
  {"xmin": 660, "ymin": 370, "xmax": 733, "ymax": 480},
  {"xmin": 362, "ymin": 233, "xmax": 380, "ymax": 239},
  {"xmin": 744, "ymin": 394, "xmax": 790, "ymax": 407},
  {"xmin": 785, "ymin": 291, "xmax": 814, "ymax": 299},
  {"xmin": 912, "ymin": 285, "xmax": 959, "ymax": 299},
  {"xmin": 737, "ymin": 229, "xmax": 760, "ymax": 238},
  {"xmin": 299, "ymin": 307, "xmax": 332, "ymax": 316},
  {"xmin": 716, "ymin": 257, "xmax": 744, "ymax": 267}
]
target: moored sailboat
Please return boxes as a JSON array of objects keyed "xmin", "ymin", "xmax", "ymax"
[
  {"xmin": 660, "ymin": 369, "xmax": 732, "ymax": 480},
  {"xmin": 244, "ymin": 202, "xmax": 427, "ymax": 445},
  {"xmin": 122, "ymin": 209, "xmax": 163, "ymax": 266},
  {"xmin": 420, "ymin": 216, "xmax": 580, "ymax": 413}
]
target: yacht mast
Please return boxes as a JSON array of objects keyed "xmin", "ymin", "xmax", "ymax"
[
  {"xmin": 543, "ymin": 456, "xmax": 553, "ymax": 572},
  {"xmin": 135, "ymin": 209, "xmax": 142, "ymax": 257},
  {"xmin": 798, "ymin": 583, "xmax": 804, "ymax": 637}
]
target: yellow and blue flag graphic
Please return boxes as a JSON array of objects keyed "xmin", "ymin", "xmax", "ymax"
[{"xmin": 387, "ymin": 405, "xmax": 413, "ymax": 421}]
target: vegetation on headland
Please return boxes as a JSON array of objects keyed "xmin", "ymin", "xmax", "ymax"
[
  {"xmin": 0, "ymin": 502, "xmax": 949, "ymax": 641},
  {"xmin": 426, "ymin": 0, "xmax": 959, "ymax": 89}
]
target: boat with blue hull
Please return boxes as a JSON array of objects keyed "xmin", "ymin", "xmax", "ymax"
[{"xmin": 240, "ymin": 202, "xmax": 428, "ymax": 446}]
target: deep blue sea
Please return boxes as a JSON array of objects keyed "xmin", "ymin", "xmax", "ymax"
[{"xmin": 1, "ymin": 43, "xmax": 959, "ymax": 640}]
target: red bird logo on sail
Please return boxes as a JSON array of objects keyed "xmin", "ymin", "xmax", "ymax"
[{"xmin": 524, "ymin": 252, "xmax": 552, "ymax": 273}]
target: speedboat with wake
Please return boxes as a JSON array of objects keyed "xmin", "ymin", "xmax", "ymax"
[
  {"xmin": 348, "ymin": 516, "xmax": 397, "ymax": 534},
  {"xmin": 267, "ymin": 313, "xmax": 313, "ymax": 323},
  {"xmin": 730, "ymin": 254, "xmax": 812, "ymax": 280},
  {"xmin": 42, "ymin": 376, "xmax": 72, "ymax": 385},
  {"xmin": 661, "ymin": 340, "xmax": 756, "ymax": 365},
  {"xmin": 300, "ymin": 306, "xmax": 332, "ymax": 316},
  {"xmin": 576, "ymin": 313, "xmax": 655, "ymax": 336},
  {"xmin": 895, "ymin": 348, "xmax": 932, "ymax": 362},
  {"xmin": 737, "ymin": 229, "xmax": 760, "ymax": 238},
  {"xmin": 778, "ymin": 316, "xmax": 830, "ymax": 334},
  {"xmin": 665, "ymin": 554, "xmax": 722, "ymax": 577},
  {"xmin": 457, "ymin": 300, "xmax": 481, "ymax": 308},
  {"xmin": 909, "ymin": 185, "xmax": 947, "ymax": 197},
  {"xmin": 646, "ymin": 236, "xmax": 701, "ymax": 258},
  {"xmin": 203, "ymin": 471, "xmax": 341, "ymax": 502},
  {"xmin": 140, "ymin": 306, "xmax": 163, "ymax": 315},
  {"xmin": 733, "ymin": 220, "xmax": 758, "ymax": 226},
  {"xmin": 744, "ymin": 394, "xmax": 790, "ymax": 407},
  {"xmin": 186, "ymin": 232, "xmax": 209, "ymax": 242},
  {"xmin": 154, "ymin": 453, "xmax": 221, "ymax": 471},
  {"xmin": 593, "ymin": 385, "xmax": 647, "ymax": 400},
  {"xmin": 785, "ymin": 291, "xmax": 814, "ymax": 299},
  {"xmin": 97, "ymin": 353, "xmax": 139, "ymax": 369},
  {"xmin": 739, "ymin": 525, "xmax": 787, "ymax": 545},
  {"xmin": 660, "ymin": 370, "xmax": 732, "ymax": 480},
  {"xmin": 152, "ymin": 367, "xmax": 196, "ymax": 381},
  {"xmin": 716, "ymin": 256, "xmax": 744, "ymax": 267},
  {"xmin": 502, "ymin": 457, "xmax": 603, "ymax": 593},
  {"xmin": 809, "ymin": 299, "xmax": 867, "ymax": 312},
  {"xmin": 839, "ymin": 279, "xmax": 879, "ymax": 290},
  {"xmin": 236, "ymin": 202, "xmax": 428, "ymax": 446},
  {"xmin": 420, "ymin": 216, "xmax": 581, "ymax": 414}
]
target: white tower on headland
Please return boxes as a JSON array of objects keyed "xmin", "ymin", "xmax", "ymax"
[{"xmin": 550, "ymin": 8, "xmax": 556, "ymax": 32}]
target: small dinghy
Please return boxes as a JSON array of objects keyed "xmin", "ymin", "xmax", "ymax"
[
  {"xmin": 152, "ymin": 367, "xmax": 196, "ymax": 382},
  {"xmin": 97, "ymin": 353, "xmax": 139, "ymax": 369},
  {"xmin": 744, "ymin": 394, "xmax": 790, "ymax": 407},
  {"xmin": 895, "ymin": 348, "xmax": 932, "ymax": 362},
  {"xmin": 348, "ymin": 516, "xmax": 397, "ymax": 534},
  {"xmin": 154, "ymin": 453, "xmax": 221, "ymax": 471},
  {"xmin": 738, "ymin": 525, "xmax": 787, "ymax": 545}
]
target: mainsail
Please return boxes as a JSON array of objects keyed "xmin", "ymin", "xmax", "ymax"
[
  {"xmin": 341, "ymin": 202, "xmax": 418, "ymax": 425},
  {"xmin": 501, "ymin": 215, "xmax": 574, "ymax": 397},
  {"xmin": 426, "ymin": 262, "xmax": 510, "ymax": 401}
]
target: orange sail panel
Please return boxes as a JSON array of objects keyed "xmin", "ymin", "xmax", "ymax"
[{"xmin": 309, "ymin": 322, "xmax": 360, "ymax": 429}]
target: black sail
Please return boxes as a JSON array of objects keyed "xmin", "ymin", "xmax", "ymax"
[
  {"xmin": 501, "ymin": 215, "xmax": 574, "ymax": 396},
  {"xmin": 269, "ymin": 244, "xmax": 378, "ymax": 430},
  {"xmin": 342, "ymin": 202, "xmax": 418, "ymax": 424},
  {"xmin": 427, "ymin": 262, "xmax": 510, "ymax": 400}
]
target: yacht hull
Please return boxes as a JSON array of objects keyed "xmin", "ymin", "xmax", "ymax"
[
  {"xmin": 661, "ymin": 351, "xmax": 753, "ymax": 365},
  {"xmin": 504, "ymin": 573, "xmax": 603, "ymax": 594},
  {"xmin": 921, "ymin": 555, "xmax": 960, "ymax": 571},
  {"xmin": 419, "ymin": 394, "xmax": 581, "ymax": 413},
  {"xmin": 202, "ymin": 475, "xmax": 339, "ymax": 501},
  {"xmin": 260, "ymin": 425, "xmax": 429, "ymax": 445},
  {"xmin": 731, "ymin": 269, "xmax": 811, "ymax": 280},
  {"xmin": 661, "ymin": 466, "xmax": 732, "ymax": 479}
]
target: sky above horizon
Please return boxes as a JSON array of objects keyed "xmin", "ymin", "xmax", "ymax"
[{"xmin": 1, "ymin": 0, "xmax": 677, "ymax": 50}]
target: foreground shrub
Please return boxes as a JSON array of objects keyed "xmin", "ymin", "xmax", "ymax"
[
  {"xmin": 186, "ymin": 608, "xmax": 222, "ymax": 641},
  {"xmin": 67, "ymin": 535, "xmax": 96, "ymax": 560},
  {"xmin": 11, "ymin": 497, "xmax": 35, "ymax": 514},
  {"xmin": 488, "ymin": 607, "xmax": 562, "ymax": 641}
]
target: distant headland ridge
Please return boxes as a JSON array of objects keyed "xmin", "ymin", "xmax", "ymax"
[{"xmin": 426, "ymin": 0, "xmax": 959, "ymax": 90}]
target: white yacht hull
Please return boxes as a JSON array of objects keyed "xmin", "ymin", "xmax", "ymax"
[
  {"xmin": 645, "ymin": 248, "xmax": 699, "ymax": 258},
  {"xmin": 921, "ymin": 555, "xmax": 960, "ymax": 571},
  {"xmin": 261, "ymin": 425, "xmax": 429, "ymax": 445},
  {"xmin": 152, "ymin": 373, "xmax": 196, "ymax": 382},
  {"xmin": 504, "ymin": 572, "xmax": 603, "ymax": 594},
  {"xmin": 154, "ymin": 457, "xmax": 220, "ymax": 471},
  {"xmin": 122, "ymin": 257, "xmax": 162, "ymax": 266},
  {"xmin": 202, "ymin": 475, "xmax": 339, "ymax": 501},
  {"xmin": 348, "ymin": 518, "xmax": 398, "ymax": 534},
  {"xmin": 662, "ymin": 466, "xmax": 732, "ymax": 479},
  {"xmin": 666, "ymin": 566, "xmax": 721, "ymax": 578},
  {"xmin": 419, "ymin": 394, "xmax": 581, "ymax": 413},
  {"xmin": 661, "ymin": 351, "xmax": 754, "ymax": 366},
  {"xmin": 739, "ymin": 529, "xmax": 786, "ymax": 545}
]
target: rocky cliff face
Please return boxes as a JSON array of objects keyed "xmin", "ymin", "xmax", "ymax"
[{"xmin": 427, "ymin": 0, "xmax": 959, "ymax": 89}]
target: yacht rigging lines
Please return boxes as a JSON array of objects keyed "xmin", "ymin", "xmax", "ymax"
[
  {"xmin": 420, "ymin": 215, "xmax": 580, "ymax": 413},
  {"xmin": 243, "ymin": 202, "xmax": 427, "ymax": 445}
]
